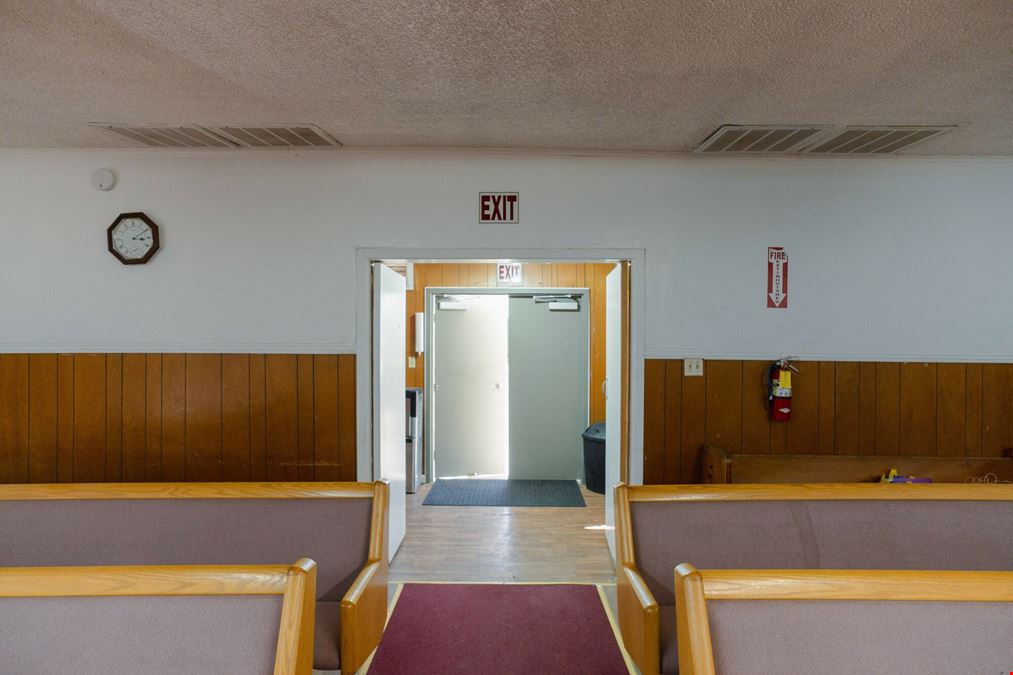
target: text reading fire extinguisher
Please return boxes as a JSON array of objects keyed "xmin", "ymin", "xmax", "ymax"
[{"xmin": 767, "ymin": 357, "xmax": 799, "ymax": 421}]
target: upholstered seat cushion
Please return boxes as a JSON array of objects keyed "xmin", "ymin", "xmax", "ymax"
[
  {"xmin": 658, "ymin": 605, "xmax": 678, "ymax": 674},
  {"xmin": 314, "ymin": 601, "xmax": 342, "ymax": 670}
]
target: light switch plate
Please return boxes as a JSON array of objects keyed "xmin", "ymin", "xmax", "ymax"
[
  {"xmin": 684, "ymin": 358, "xmax": 704, "ymax": 377},
  {"xmin": 408, "ymin": 356, "xmax": 417, "ymax": 368}
]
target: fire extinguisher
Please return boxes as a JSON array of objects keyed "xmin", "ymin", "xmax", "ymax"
[{"xmin": 767, "ymin": 357, "xmax": 799, "ymax": 421}]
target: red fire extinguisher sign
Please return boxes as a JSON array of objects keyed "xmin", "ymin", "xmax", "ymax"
[{"xmin": 767, "ymin": 246, "xmax": 788, "ymax": 308}]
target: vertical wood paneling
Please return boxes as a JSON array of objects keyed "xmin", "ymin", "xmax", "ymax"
[
  {"xmin": 936, "ymin": 363, "xmax": 966, "ymax": 456},
  {"xmin": 105, "ymin": 354, "xmax": 122, "ymax": 481},
  {"xmin": 57, "ymin": 354, "xmax": 74, "ymax": 482},
  {"xmin": 642, "ymin": 360, "xmax": 667, "ymax": 485},
  {"xmin": 337, "ymin": 354, "xmax": 357, "ymax": 481},
  {"xmin": 73, "ymin": 355, "xmax": 106, "ymax": 482},
  {"xmin": 556, "ymin": 263, "xmax": 577, "ymax": 287},
  {"xmin": 297, "ymin": 354, "xmax": 315, "ymax": 480},
  {"xmin": 874, "ymin": 362, "xmax": 901, "ymax": 453},
  {"xmin": 642, "ymin": 358, "xmax": 1009, "ymax": 484},
  {"xmin": 144, "ymin": 354, "xmax": 162, "ymax": 480},
  {"xmin": 740, "ymin": 361, "xmax": 770, "ymax": 454},
  {"xmin": 834, "ymin": 362, "xmax": 861, "ymax": 455},
  {"xmin": 265, "ymin": 355, "xmax": 299, "ymax": 480},
  {"xmin": 313, "ymin": 355, "xmax": 340, "ymax": 480},
  {"xmin": 184, "ymin": 354, "xmax": 222, "ymax": 481},
  {"xmin": 161, "ymin": 354, "xmax": 186, "ymax": 480},
  {"xmin": 898, "ymin": 363, "xmax": 937, "ymax": 455},
  {"xmin": 0, "ymin": 355, "xmax": 30, "ymax": 483},
  {"xmin": 0, "ymin": 352, "xmax": 358, "ymax": 485},
  {"xmin": 28, "ymin": 355, "xmax": 58, "ymax": 482},
  {"xmin": 680, "ymin": 366, "xmax": 706, "ymax": 482},
  {"xmin": 981, "ymin": 363, "xmax": 1009, "ymax": 456},
  {"xmin": 121, "ymin": 354, "xmax": 146, "ymax": 481},
  {"xmin": 705, "ymin": 361, "xmax": 742, "ymax": 452},
  {"xmin": 663, "ymin": 361, "xmax": 683, "ymax": 482},
  {"xmin": 222, "ymin": 354, "xmax": 251, "ymax": 481},
  {"xmin": 786, "ymin": 362, "xmax": 819, "ymax": 454},
  {"xmin": 525, "ymin": 263, "xmax": 543, "ymax": 287},
  {"xmin": 249, "ymin": 354, "xmax": 267, "ymax": 480},
  {"xmin": 858, "ymin": 362, "xmax": 877, "ymax": 455},
  {"xmin": 817, "ymin": 362, "xmax": 835, "ymax": 454},
  {"xmin": 964, "ymin": 364, "xmax": 983, "ymax": 456}
]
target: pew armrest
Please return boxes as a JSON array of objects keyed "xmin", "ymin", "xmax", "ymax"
[
  {"xmin": 340, "ymin": 561, "xmax": 388, "ymax": 673},
  {"xmin": 617, "ymin": 564, "xmax": 660, "ymax": 675}
]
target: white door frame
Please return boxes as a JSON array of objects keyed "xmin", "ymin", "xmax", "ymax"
[{"xmin": 354, "ymin": 248, "xmax": 646, "ymax": 487}]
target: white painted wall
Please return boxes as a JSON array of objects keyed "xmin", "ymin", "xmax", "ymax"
[{"xmin": 1, "ymin": 149, "xmax": 1011, "ymax": 360}]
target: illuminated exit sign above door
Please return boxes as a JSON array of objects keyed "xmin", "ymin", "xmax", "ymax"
[
  {"xmin": 480, "ymin": 192, "xmax": 519, "ymax": 223},
  {"xmin": 497, "ymin": 263, "xmax": 522, "ymax": 283}
]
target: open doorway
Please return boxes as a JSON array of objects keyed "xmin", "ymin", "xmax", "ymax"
[
  {"xmin": 425, "ymin": 286, "xmax": 589, "ymax": 482},
  {"xmin": 358, "ymin": 251, "xmax": 642, "ymax": 567}
]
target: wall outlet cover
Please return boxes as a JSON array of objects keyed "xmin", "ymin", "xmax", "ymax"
[
  {"xmin": 684, "ymin": 358, "xmax": 704, "ymax": 376},
  {"xmin": 408, "ymin": 356, "xmax": 417, "ymax": 368}
]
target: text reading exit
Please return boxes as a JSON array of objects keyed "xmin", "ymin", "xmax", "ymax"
[{"xmin": 480, "ymin": 193, "xmax": 519, "ymax": 223}]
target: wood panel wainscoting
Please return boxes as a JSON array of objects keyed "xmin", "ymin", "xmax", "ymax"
[
  {"xmin": 404, "ymin": 262, "xmax": 615, "ymax": 425},
  {"xmin": 643, "ymin": 359, "xmax": 1013, "ymax": 484},
  {"xmin": 0, "ymin": 353, "xmax": 356, "ymax": 483}
]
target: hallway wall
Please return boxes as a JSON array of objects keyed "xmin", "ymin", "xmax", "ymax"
[{"xmin": 405, "ymin": 262, "xmax": 612, "ymax": 423}]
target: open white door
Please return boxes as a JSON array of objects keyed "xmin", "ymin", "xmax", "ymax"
[
  {"xmin": 604, "ymin": 263, "xmax": 622, "ymax": 560},
  {"xmin": 373, "ymin": 263, "xmax": 406, "ymax": 560}
]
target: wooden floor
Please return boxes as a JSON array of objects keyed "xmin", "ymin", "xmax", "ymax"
[{"xmin": 389, "ymin": 483, "xmax": 616, "ymax": 584}]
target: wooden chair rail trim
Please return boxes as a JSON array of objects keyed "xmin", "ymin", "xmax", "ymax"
[
  {"xmin": 626, "ymin": 482, "xmax": 1013, "ymax": 502},
  {"xmin": 0, "ymin": 481, "xmax": 377, "ymax": 500},
  {"xmin": 693, "ymin": 568, "xmax": 1013, "ymax": 602},
  {"xmin": 0, "ymin": 562, "xmax": 314, "ymax": 597}
]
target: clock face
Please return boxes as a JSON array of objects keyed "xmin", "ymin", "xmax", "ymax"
[{"xmin": 107, "ymin": 212, "xmax": 159, "ymax": 264}]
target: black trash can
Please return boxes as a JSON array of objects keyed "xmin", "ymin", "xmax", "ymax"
[{"xmin": 582, "ymin": 422, "xmax": 607, "ymax": 494}]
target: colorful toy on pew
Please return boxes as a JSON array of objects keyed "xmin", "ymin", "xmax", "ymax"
[{"xmin": 880, "ymin": 468, "xmax": 933, "ymax": 484}]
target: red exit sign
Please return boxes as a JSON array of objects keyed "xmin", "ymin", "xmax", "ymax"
[{"xmin": 480, "ymin": 193, "xmax": 519, "ymax": 223}]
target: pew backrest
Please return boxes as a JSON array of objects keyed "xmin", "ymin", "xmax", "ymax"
[
  {"xmin": 675, "ymin": 565, "xmax": 1013, "ymax": 675},
  {"xmin": 0, "ymin": 560, "xmax": 316, "ymax": 675},
  {"xmin": 700, "ymin": 443, "xmax": 1013, "ymax": 483},
  {"xmin": 617, "ymin": 483, "xmax": 1013, "ymax": 607}
]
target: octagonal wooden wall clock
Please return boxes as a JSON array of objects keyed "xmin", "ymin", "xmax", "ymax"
[{"xmin": 107, "ymin": 212, "xmax": 160, "ymax": 264}]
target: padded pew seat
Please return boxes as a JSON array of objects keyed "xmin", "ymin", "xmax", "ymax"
[
  {"xmin": 0, "ymin": 560, "xmax": 316, "ymax": 675},
  {"xmin": 614, "ymin": 483, "xmax": 1013, "ymax": 674},
  {"xmin": 674, "ymin": 565, "xmax": 1013, "ymax": 675},
  {"xmin": 0, "ymin": 481, "xmax": 388, "ymax": 673}
]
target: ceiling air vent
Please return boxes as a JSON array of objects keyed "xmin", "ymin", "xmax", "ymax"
[
  {"xmin": 799, "ymin": 126, "xmax": 955, "ymax": 154},
  {"xmin": 92, "ymin": 123, "xmax": 341, "ymax": 148},
  {"xmin": 203, "ymin": 124, "xmax": 340, "ymax": 148},
  {"xmin": 94, "ymin": 124, "xmax": 237, "ymax": 147},
  {"xmin": 695, "ymin": 125, "xmax": 830, "ymax": 154}
]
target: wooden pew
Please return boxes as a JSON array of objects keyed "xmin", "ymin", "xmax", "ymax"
[
  {"xmin": 0, "ymin": 481, "xmax": 388, "ymax": 674},
  {"xmin": 675, "ymin": 565, "xmax": 1013, "ymax": 675},
  {"xmin": 0, "ymin": 559, "xmax": 316, "ymax": 675},
  {"xmin": 614, "ymin": 482, "xmax": 1013, "ymax": 675},
  {"xmin": 700, "ymin": 443, "xmax": 1013, "ymax": 483}
]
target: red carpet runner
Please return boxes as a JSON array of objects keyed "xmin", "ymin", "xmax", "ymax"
[{"xmin": 367, "ymin": 583, "xmax": 631, "ymax": 674}]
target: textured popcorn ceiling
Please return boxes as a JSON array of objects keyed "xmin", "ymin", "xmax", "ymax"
[{"xmin": 2, "ymin": 1, "xmax": 1012, "ymax": 153}]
